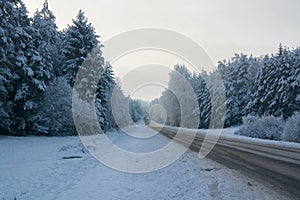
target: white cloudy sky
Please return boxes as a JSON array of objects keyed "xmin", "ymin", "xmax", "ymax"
[{"xmin": 23, "ymin": 0, "xmax": 300, "ymax": 100}]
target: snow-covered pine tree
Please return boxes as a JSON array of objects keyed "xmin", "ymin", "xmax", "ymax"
[
  {"xmin": 110, "ymin": 81, "xmax": 133, "ymax": 128},
  {"xmin": 31, "ymin": 77, "xmax": 76, "ymax": 136},
  {"xmin": 61, "ymin": 10, "xmax": 99, "ymax": 87},
  {"xmin": 97, "ymin": 62, "xmax": 115, "ymax": 129},
  {"xmin": 205, "ymin": 70, "xmax": 227, "ymax": 129},
  {"xmin": 62, "ymin": 11, "xmax": 117, "ymax": 132},
  {"xmin": 277, "ymin": 47, "xmax": 300, "ymax": 118},
  {"xmin": 74, "ymin": 46, "xmax": 108, "ymax": 130},
  {"xmin": 159, "ymin": 89, "xmax": 180, "ymax": 126},
  {"xmin": 100, "ymin": 64, "xmax": 119, "ymax": 130},
  {"xmin": 277, "ymin": 43, "xmax": 284, "ymax": 57},
  {"xmin": 5, "ymin": 0, "xmax": 52, "ymax": 135},
  {"xmin": 98, "ymin": 62, "xmax": 115, "ymax": 101},
  {"xmin": 274, "ymin": 46, "xmax": 295, "ymax": 118},
  {"xmin": 103, "ymin": 83, "xmax": 116, "ymax": 129},
  {"xmin": 253, "ymin": 45, "xmax": 298, "ymax": 118},
  {"xmin": 216, "ymin": 56, "xmax": 260, "ymax": 121},
  {"xmin": 191, "ymin": 72, "xmax": 211, "ymax": 128},
  {"xmin": 217, "ymin": 54, "xmax": 251, "ymax": 126},
  {"xmin": 75, "ymin": 46, "xmax": 104, "ymax": 102},
  {"xmin": 291, "ymin": 47, "xmax": 300, "ymax": 114},
  {"xmin": 0, "ymin": 0, "xmax": 14, "ymax": 133},
  {"xmin": 243, "ymin": 55, "xmax": 262, "ymax": 115},
  {"xmin": 161, "ymin": 65, "xmax": 199, "ymax": 128},
  {"xmin": 252, "ymin": 54, "xmax": 277, "ymax": 117},
  {"xmin": 32, "ymin": 0, "xmax": 60, "ymax": 78}
]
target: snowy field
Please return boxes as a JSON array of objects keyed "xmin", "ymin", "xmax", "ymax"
[{"xmin": 0, "ymin": 125, "xmax": 297, "ymax": 200}]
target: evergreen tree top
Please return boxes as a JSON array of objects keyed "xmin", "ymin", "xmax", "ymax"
[
  {"xmin": 277, "ymin": 43, "xmax": 284, "ymax": 57},
  {"xmin": 34, "ymin": 0, "xmax": 56, "ymax": 21},
  {"xmin": 43, "ymin": 0, "xmax": 48, "ymax": 9},
  {"xmin": 76, "ymin": 10, "xmax": 86, "ymax": 22}
]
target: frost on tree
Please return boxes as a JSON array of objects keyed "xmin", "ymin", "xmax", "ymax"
[
  {"xmin": 110, "ymin": 82, "xmax": 133, "ymax": 128},
  {"xmin": 253, "ymin": 45, "xmax": 300, "ymax": 119},
  {"xmin": 62, "ymin": 10, "xmax": 99, "ymax": 87},
  {"xmin": 33, "ymin": 0, "xmax": 60, "ymax": 79},
  {"xmin": 159, "ymin": 90, "xmax": 180, "ymax": 126},
  {"xmin": 0, "ymin": 0, "xmax": 15, "ymax": 133},
  {"xmin": 190, "ymin": 71, "xmax": 211, "ymax": 128},
  {"xmin": 0, "ymin": 0, "xmax": 52, "ymax": 135},
  {"xmin": 283, "ymin": 112, "xmax": 300, "ymax": 143},
  {"xmin": 98, "ymin": 63, "xmax": 116, "ymax": 129},
  {"xmin": 217, "ymin": 54, "xmax": 260, "ymax": 126},
  {"xmin": 32, "ymin": 77, "xmax": 76, "ymax": 136},
  {"xmin": 155, "ymin": 65, "xmax": 199, "ymax": 128},
  {"xmin": 74, "ymin": 46, "xmax": 105, "ymax": 131},
  {"xmin": 235, "ymin": 115, "xmax": 284, "ymax": 141}
]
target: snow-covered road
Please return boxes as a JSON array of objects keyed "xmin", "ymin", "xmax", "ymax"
[{"xmin": 0, "ymin": 125, "xmax": 296, "ymax": 200}]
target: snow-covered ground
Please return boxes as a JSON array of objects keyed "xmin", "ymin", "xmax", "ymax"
[{"xmin": 0, "ymin": 125, "xmax": 296, "ymax": 200}]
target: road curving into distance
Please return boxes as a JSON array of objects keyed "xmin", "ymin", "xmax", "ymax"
[{"xmin": 149, "ymin": 123, "xmax": 300, "ymax": 197}]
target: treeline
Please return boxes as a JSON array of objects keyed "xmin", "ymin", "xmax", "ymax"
[
  {"xmin": 0, "ymin": 0, "xmax": 137, "ymax": 136},
  {"xmin": 152, "ymin": 45, "xmax": 300, "ymax": 129}
]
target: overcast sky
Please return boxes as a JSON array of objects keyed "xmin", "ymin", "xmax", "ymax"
[{"xmin": 23, "ymin": 0, "xmax": 300, "ymax": 100}]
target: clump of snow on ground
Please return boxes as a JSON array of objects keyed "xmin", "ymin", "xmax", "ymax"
[{"xmin": 0, "ymin": 125, "xmax": 297, "ymax": 200}]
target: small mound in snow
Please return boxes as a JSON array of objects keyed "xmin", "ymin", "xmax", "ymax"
[
  {"xmin": 62, "ymin": 156, "xmax": 83, "ymax": 160},
  {"xmin": 200, "ymin": 167, "xmax": 221, "ymax": 172},
  {"xmin": 58, "ymin": 143, "xmax": 86, "ymax": 153}
]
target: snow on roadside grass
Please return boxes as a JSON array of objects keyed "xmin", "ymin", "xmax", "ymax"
[
  {"xmin": 0, "ymin": 126, "xmax": 297, "ymax": 200},
  {"xmin": 0, "ymin": 136, "xmax": 97, "ymax": 200}
]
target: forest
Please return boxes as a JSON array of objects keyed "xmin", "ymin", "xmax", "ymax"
[
  {"xmin": 151, "ymin": 47, "xmax": 299, "ymax": 142},
  {"xmin": 0, "ymin": 0, "xmax": 299, "ymax": 141},
  {"xmin": 0, "ymin": 0, "xmax": 146, "ymax": 135}
]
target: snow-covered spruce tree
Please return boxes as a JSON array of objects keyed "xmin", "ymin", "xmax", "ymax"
[
  {"xmin": 31, "ymin": 77, "xmax": 76, "ymax": 136},
  {"xmin": 274, "ymin": 47, "xmax": 295, "ymax": 118},
  {"xmin": 102, "ymin": 82, "xmax": 116, "ymax": 130},
  {"xmin": 278, "ymin": 47, "xmax": 300, "ymax": 118},
  {"xmin": 159, "ymin": 70, "xmax": 181, "ymax": 127},
  {"xmin": 253, "ymin": 45, "xmax": 299, "ymax": 119},
  {"xmin": 291, "ymin": 47, "xmax": 300, "ymax": 114},
  {"xmin": 176, "ymin": 65, "xmax": 200, "ymax": 128},
  {"xmin": 158, "ymin": 65, "xmax": 213, "ymax": 128},
  {"xmin": 110, "ymin": 81, "xmax": 133, "ymax": 128},
  {"xmin": 205, "ymin": 70, "xmax": 227, "ymax": 129},
  {"xmin": 263, "ymin": 46, "xmax": 293, "ymax": 118},
  {"xmin": 0, "ymin": 0, "xmax": 15, "ymax": 133},
  {"xmin": 243, "ymin": 56, "xmax": 262, "ymax": 115},
  {"xmin": 217, "ymin": 54, "xmax": 256, "ymax": 127},
  {"xmin": 74, "ymin": 46, "xmax": 104, "ymax": 102},
  {"xmin": 190, "ymin": 72, "xmax": 211, "ymax": 128},
  {"xmin": 61, "ymin": 10, "xmax": 99, "ymax": 87},
  {"xmin": 62, "ymin": 11, "xmax": 117, "ymax": 132},
  {"xmin": 74, "ymin": 46, "xmax": 112, "ymax": 131},
  {"xmin": 6, "ymin": 0, "xmax": 52, "ymax": 135},
  {"xmin": 32, "ymin": 0, "xmax": 61, "ymax": 78},
  {"xmin": 159, "ymin": 65, "xmax": 199, "ymax": 128},
  {"xmin": 97, "ymin": 62, "xmax": 115, "ymax": 129},
  {"xmin": 252, "ymin": 54, "xmax": 277, "ymax": 117},
  {"xmin": 159, "ymin": 89, "xmax": 180, "ymax": 126}
]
